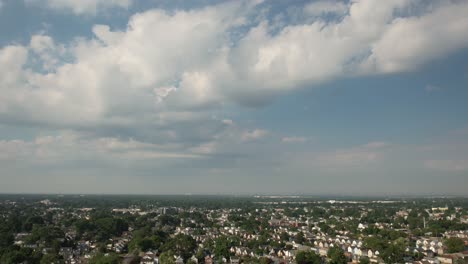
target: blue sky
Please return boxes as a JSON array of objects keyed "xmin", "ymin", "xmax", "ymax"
[{"xmin": 0, "ymin": 0, "xmax": 467, "ymax": 195}]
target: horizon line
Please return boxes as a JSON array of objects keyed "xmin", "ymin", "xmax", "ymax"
[{"xmin": 0, "ymin": 192, "xmax": 467, "ymax": 199}]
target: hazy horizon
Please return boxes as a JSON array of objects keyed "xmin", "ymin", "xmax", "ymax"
[{"xmin": 1, "ymin": 0, "xmax": 468, "ymax": 195}]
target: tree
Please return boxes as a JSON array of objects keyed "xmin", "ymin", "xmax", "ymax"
[
  {"xmin": 138, "ymin": 238, "xmax": 156, "ymax": 251},
  {"xmin": 89, "ymin": 253, "xmax": 120, "ymax": 264},
  {"xmin": 159, "ymin": 251, "xmax": 176, "ymax": 264},
  {"xmin": 161, "ymin": 234, "xmax": 196, "ymax": 261},
  {"xmin": 259, "ymin": 257, "xmax": 273, "ymax": 264},
  {"xmin": 318, "ymin": 223, "xmax": 331, "ymax": 234},
  {"xmin": 294, "ymin": 232, "xmax": 305, "ymax": 244},
  {"xmin": 446, "ymin": 237, "xmax": 465, "ymax": 253},
  {"xmin": 455, "ymin": 258, "xmax": 468, "ymax": 264},
  {"xmin": 359, "ymin": 257, "xmax": 370, "ymax": 264},
  {"xmin": 0, "ymin": 250, "xmax": 24, "ymax": 264},
  {"xmin": 95, "ymin": 217, "xmax": 128, "ymax": 239},
  {"xmin": 0, "ymin": 231, "xmax": 13, "ymax": 249},
  {"xmin": 41, "ymin": 254, "xmax": 62, "ymax": 264},
  {"xmin": 381, "ymin": 242, "xmax": 405, "ymax": 264},
  {"xmin": 363, "ymin": 237, "xmax": 385, "ymax": 252},
  {"xmin": 296, "ymin": 251, "xmax": 321, "ymax": 264},
  {"xmin": 213, "ymin": 236, "xmax": 231, "ymax": 260},
  {"xmin": 23, "ymin": 216, "xmax": 44, "ymax": 232},
  {"xmin": 328, "ymin": 247, "xmax": 347, "ymax": 264},
  {"xmin": 280, "ymin": 232, "xmax": 290, "ymax": 242}
]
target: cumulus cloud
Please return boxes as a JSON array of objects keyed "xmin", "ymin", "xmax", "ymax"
[
  {"xmin": 362, "ymin": 1, "xmax": 468, "ymax": 73},
  {"xmin": 26, "ymin": 0, "xmax": 133, "ymax": 15},
  {"xmin": 1, "ymin": 0, "xmax": 468, "ymax": 152}
]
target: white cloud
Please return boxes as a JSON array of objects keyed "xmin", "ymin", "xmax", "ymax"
[
  {"xmin": 363, "ymin": 1, "xmax": 468, "ymax": 73},
  {"xmin": 1, "ymin": 0, "xmax": 468, "ymax": 140},
  {"xmin": 26, "ymin": 0, "xmax": 133, "ymax": 15},
  {"xmin": 222, "ymin": 119, "xmax": 234, "ymax": 126},
  {"xmin": 281, "ymin": 136, "xmax": 308, "ymax": 143},
  {"xmin": 0, "ymin": 45, "xmax": 28, "ymax": 86},
  {"xmin": 154, "ymin": 86, "xmax": 177, "ymax": 103},
  {"xmin": 242, "ymin": 129, "xmax": 269, "ymax": 141},
  {"xmin": 0, "ymin": 132, "xmax": 203, "ymax": 163}
]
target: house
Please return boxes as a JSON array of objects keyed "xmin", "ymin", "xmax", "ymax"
[
  {"xmin": 205, "ymin": 256, "xmax": 214, "ymax": 264},
  {"xmin": 437, "ymin": 255, "xmax": 455, "ymax": 264},
  {"xmin": 461, "ymin": 216, "xmax": 468, "ymax": 224},
  {"xmin": 140, "ymin": 255, "xmax": 155, "ymax": 264},
  {"xmin": 418, "ymin": 257, "xmax": 440, "ymax": 264},
  {"xmin": 140, "ymin": 251, "xmax": 158, "ymax": 264},
  {"xmin": 189, "ymin": 255, "xmax": 198, "ymax": 263},
  {"xmin": 319, "ymin": 247, "xmax": 328, "ymax": 256}
]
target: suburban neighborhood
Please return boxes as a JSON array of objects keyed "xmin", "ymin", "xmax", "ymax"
[{"xmin": 1, "ymin": 195, "xmax": 467, "ymax": 264}]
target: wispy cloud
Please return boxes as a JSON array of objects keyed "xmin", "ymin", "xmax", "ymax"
[
  {"xmin": 242, "ymin": 129, "xmax": 269, "ymax": 141},
  {"xmin": 0, "ymin": 132, "xmax": 204, "ymax": 163},
  {"xmin": 424, "ymin": 159, "xmax": 468, "ymax": 172},
  {"xmin": 281, "ymin": 136, "xmax": 308, "ymax": 143},
  {"xmin": 425, "ymin": 84, "xmax": 441, "ymax": 92},
  {"xmin": 313, "ymin": 142, "xmax": 388, "ymax": 169}
]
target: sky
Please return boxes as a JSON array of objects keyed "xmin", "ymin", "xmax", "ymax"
[{"xmin": 0, "ymin": 0, "xmax": 467, "ymax": 195}]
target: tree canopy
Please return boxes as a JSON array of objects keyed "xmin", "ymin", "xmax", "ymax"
[{"xmin": 296, "ymin": 250, "xmax": 321, "ymax": 264}]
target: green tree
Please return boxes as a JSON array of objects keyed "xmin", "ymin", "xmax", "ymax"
[
  {"xmin": 294, "ymin": 232, "xmax": 305, "ymax": 244},
  {"xmin": 41, "ymin": 254, "xmax": 62, "ymax": 264},
  {"xmin": 138, "ymin": 238, "xmax": 156, "ymax": 251},
  {"xmin": 280, "ymin": 231, "xmax": 290, "ymax": 242},
  {"xmin": 159, "ymin": 251, "xmax": 176, "ymax": 264},
  {"xmin": 359, "ymin": 257, "xmax": 370, "ymax": 264},
  {"xmin": 89, "ymin": 253, "xmax": 120, "ymax": 264},
  {"xmin": 381, "ymin": 242, "xmax": 405, "ymax": 264},
  {"xmin": 0, "ymin": 231, "xmax": 13, "ymax": 249},
  {"xmin": 213, "ymin": 236, "xmax": 231, "ymax": 260},
  {"xmin": 328, "ymin": 247, "xmax": 347, "ymax": 264},
  {"xmin": 363, "ymin": 237, "xmax": 385, "ymax": 252},
  {"xmin": 445, "ymin": 237, "xmax": 465, "ymax": 253},
  {"xmin": 95, "ymin": 217, "xmax": 128, "ymax": 238},
  {"xmin": 0, "ymin": 251, "xmax": 24, "ymax": 264},
  {"xmin": 296, "ymin": 251, "xmax": 321, "ymax": 264},
  {"xmin": 259, "ymin": 256, "xmax": 273, "ymax": 264},
  {"xmin": 23, "ymin": 216, "xmax": 44, "ymax": 232},
  {"xmin": 161, "ymin": 234, "xmax": 196, "ymax": 261}
]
